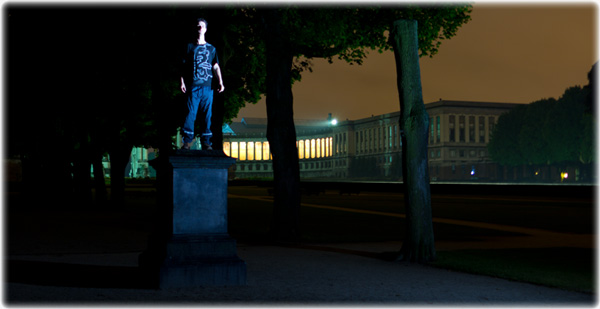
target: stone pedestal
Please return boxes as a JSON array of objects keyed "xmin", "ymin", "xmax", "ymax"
[{"xmin": 140, "ymin": 150, "xmax": 245, "ymax": 289}]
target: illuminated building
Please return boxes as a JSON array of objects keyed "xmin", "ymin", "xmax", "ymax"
[
  {"xmin": 223, "ymin": 117, "xmax": 338, "ymax": 179},
  {"xmin": 222, "ymin": 100, "xmax": 521, "ymax": 181}
]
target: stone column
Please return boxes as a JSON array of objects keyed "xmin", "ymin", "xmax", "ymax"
[{"xmin": 140, "ymin": 149, "xmax": 246, "ymax": 288}]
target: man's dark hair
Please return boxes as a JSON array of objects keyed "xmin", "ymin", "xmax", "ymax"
[{"xmin": 197, "ymin": 18, "xmax": 207, "ymax": 29}]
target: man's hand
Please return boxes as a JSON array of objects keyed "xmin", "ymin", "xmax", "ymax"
[{"xmin": 218, "ymin": 84, "xmax": 225, "ymax": 93}]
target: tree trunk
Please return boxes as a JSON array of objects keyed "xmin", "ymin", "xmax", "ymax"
[
  {"xmin": 211, "ymin": 94, "xmax": 225, "ymax": 151},
  {"xmin": 91, "ymin": 152, "xmax": 108, "ymax": 204},
  {"xmin": 108, "ymin": 141, "xmax": 132, "ymax": 207},
  {"xmin": 264, "ymin": 9, "xmax": 301, "ymax": 241},
  {"xmin": 391, "ymin": 19, "xmax": 436, "ymax": 263},
  {"xmin": 209, "ymin": 19, "xmax": 229, "ymax": 151},
  {"xmin": 72, "ymin": 149, "xmax": 92, "ymax": 206}
]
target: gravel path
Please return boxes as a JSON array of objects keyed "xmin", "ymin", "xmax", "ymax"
[{"xmin": 6, "ymin": 243, "xmax": 595, "ymax": 306}]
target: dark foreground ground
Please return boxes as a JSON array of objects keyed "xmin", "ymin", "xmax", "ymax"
[{"xmin": 3, "ymin": 182, "xmax": 596, "ymax": 306}]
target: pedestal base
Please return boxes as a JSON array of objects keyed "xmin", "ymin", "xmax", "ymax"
[
  {"xmin": 141, "ymin": 151, "xmax": 246, "ymax": 289},
  {"xmin": 158, "ymin": 234, "xmax": 246, "ymax": 288},
  {"xmin": 141, "ymin": 234, "xmax": 246, "ymax": 289}
]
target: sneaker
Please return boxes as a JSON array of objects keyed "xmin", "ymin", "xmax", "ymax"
[
  {"xmin": 181, "ymin": 142, "xmax": 192, "ymax": 150},
  {"xmin": 203, "ymin": 144, "xmax": 213, "ymax": 150}
]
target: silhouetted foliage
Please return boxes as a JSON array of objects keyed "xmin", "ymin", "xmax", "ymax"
[
  {"xmin": 488, "ymin": 65, "xmax": 596, "ymax": 181},
  {"xmin": 6, "ymin": 5, "xmax": 270, "ymax": 205},
  {"xmin": 6, "ymin": 4, "xmax": 473, "ymax": 221}
]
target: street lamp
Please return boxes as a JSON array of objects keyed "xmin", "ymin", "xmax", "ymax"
[{"xmin": 327, "ymin": 113, "xmax": 338, "ymax": 126}]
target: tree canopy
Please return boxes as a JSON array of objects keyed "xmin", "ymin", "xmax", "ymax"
[
  {"xmin": 6, "ymin": 3, "xmax": 472, "ymax": 207},
  {"xmin": 262, "ymin": 5, "xmax": 473, "ymax": 79},
  {"xmin": 488, "ymin": 65, "xmax": 596, "ymax": 174}
]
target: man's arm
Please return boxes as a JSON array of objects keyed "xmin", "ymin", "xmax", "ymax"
[
  {"xmin": 213, "ymin": 63, "xmax": 225, "ymax": 93},
  {"xmin": 180, "ymin": 76, "xmax": 187, "ymax": 93}
]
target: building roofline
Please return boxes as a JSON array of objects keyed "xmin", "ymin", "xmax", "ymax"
[
  {"xmin": 230, "ymin": 100, "xmax": 524, "ymax": 134},
  {"xmin": 425, "ymin": 100, "xmax": 526, "ymax": 109}
]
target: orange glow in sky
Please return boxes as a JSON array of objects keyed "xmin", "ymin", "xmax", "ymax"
[{"xmin": 235, "ymin": 3, "xmax": 597, "ymax": 122}]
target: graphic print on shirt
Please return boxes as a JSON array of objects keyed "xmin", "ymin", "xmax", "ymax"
[{"xmin": 193, "ymin": 45, "xmax": 213, "ymax": 83}]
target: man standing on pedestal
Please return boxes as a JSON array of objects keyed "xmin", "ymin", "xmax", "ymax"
[{"xmin": 180, "ymin": 18, "xmax": 225, "ymax": 150}]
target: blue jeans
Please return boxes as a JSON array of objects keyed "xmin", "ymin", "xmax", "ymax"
[{"xmin": 182, "ymin": 86, "xmax": 213, "ymax": 146}]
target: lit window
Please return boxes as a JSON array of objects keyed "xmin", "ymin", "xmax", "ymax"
[
  {"xmin": 263, "ymin": 142, "xmax": 270, "ymax": 160},
  {"xmin": 231, "ymin": 142, "xmax": 239, "ymax": 159},
  {"xmin": 304, "ymin": 140, "xmax": 310, "ymax": 159},
  {"xmin": 329, "ymin": 137, "xmax": 333, "ymax": 157},
  {"xmin": 255, "ymin": 142, "xmax": 262, "ymax": 161},
  {"xmin": 223, "ymin": 142, "xmax": 231, "ymax": 157},
  {"xmin": 299, "ymin": 140, "xmax": 305, "ymax": 159},
  {"xmin": 248, "ymin": 142, "xmax": 254, "ymax": 160},
  {"xmin": 316, "ymin": 138, "xmax": 321, "ymax": 158},
  {"xmin": 240, "ymin": 142, "xmax": 247, "ymax": 160}
]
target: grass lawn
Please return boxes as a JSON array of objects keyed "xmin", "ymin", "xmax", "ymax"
[
  {"xmin": 432, "ymin": 248, "xmax": 595, "ymax": 294},
  {"xmin": 228, "ymin": 185, "xmax": 595, "ymax": 294},
  {"xmin": 8, "ymin": 183, "xmax": 593, "ymax": 294}
]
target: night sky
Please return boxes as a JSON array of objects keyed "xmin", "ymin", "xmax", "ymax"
[
  {"xmin": 235, "ymin": 3, "xmax": 597, "ymax": 122},
  {"xmin": 4, "ymin": 2, "xmax": 597, "ymax": 125}
]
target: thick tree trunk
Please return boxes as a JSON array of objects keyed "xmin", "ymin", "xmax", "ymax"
[
  {"xmin": 391, "ymin": 19, "xmax": 436, "ymax": 263},
  {"xmin": 264, "ymin": 9, "xmax": 301, "ymax": 241}
]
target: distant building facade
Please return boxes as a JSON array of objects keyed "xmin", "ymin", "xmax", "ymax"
[
  {"xmin": 222, "ymin": 100, "xmax": 522, "ymax": 181},
  {"xmin": 425, "ymin": 100, "xmax": 520, "ymax": 181},
  {"xmin": 100, "ymin": 146, "xmax": 157, "ymax": 179}
]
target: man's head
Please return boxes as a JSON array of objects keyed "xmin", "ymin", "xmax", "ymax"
[{"xmin": 197, "ymin": 18, "xmax": 208, "ymax": 35}]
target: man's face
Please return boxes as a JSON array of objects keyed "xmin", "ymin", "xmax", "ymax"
[{"xmin": 197, "ymin": 21, "xmax": 207, "ymax": 35}]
